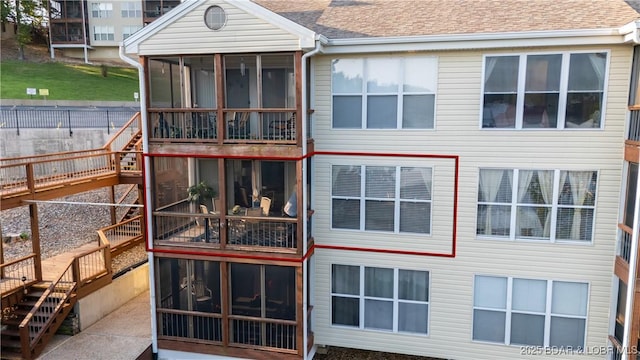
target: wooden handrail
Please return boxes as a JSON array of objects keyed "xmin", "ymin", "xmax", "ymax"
[
  {"xmin": 103, "ymin": 112, "xmax": 141, "ymax": 151},
  {"xmin": 0, "ymin": 149, "xmax": 109, "ymax": 165},
  {"xmin": 0, "ymin": 151, "xmax": 116, "ymax": 170},
  {"xmin": 98, "ymin": 214, "xmax": 142, "ymax": 233},
  {"xmin": 0, "ymin": 253, "xmax": 36, "ymax": 269},
  {"xmin": 19, "ymin": 260, "xmax": 75, "ymax": 351}
]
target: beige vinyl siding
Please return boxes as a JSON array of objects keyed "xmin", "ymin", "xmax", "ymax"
[
  {"xmin": 138, "ymin": 0, "xmax": 302, "ymax": 55},
  {"xmin": 310, "ymin": 45, "xmax": 631, "ymax": 359}
]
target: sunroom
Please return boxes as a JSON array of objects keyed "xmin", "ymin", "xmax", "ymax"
[{"xmin": 147, "ymin": 53, "xmax": 300, "ymax": 144}]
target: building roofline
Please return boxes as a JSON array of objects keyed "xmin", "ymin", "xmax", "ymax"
[
  {"xmin": 123, "ymin": 0, "xmax": 317, "ymax": 55},
  {"xmin": 316, "ymin": 27, "xmax": 635, "ymax": 54}
]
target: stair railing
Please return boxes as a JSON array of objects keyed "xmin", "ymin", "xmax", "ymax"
[
  {"xmin": 0, "ymin": 254, "xmax": 38, "ymax": 296},
  {"xmin": 18, "ymin": 260, "xmax": 75, "ymax": 359},
  {"xmin": 103, "ymin": 112, "xmax": 141, "ymax": 153},
  {"xmin": 98, "ymin": 215, "xmax": 144, "ymax": 256},
  {"xmin": 116, "ymin": 184, "xmax": 139, "ymax": 222}
]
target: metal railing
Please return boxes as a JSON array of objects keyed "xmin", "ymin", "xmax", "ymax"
[
  {"xmin": 628, "ymin": 109, "xmax": 640, "ymax": 141},
  {"xmin": 226, "ymin": 216, "xmax": 297, "ymax": 250},
  {"xmin": 229, "ymin": 317, "xmax": 297, "ymax": 351},
  {"xmin": 0, "ymin": 108, "xmax": 137, "ymax": 136},
  {"xmin": 147, "ymin": 109, "xmax": 296, "ymax": 143},
  {"xmin": 152, "ymin": 209, "xmax": 298, "ymax": 251},
  {"xmin": 157, "ymin": 309, "xmax": 223, "ymax": 342},
  {"xmin": 0, "ymin": 254, "xmax": 38, "ymax": 296},
  {"xmin": 618, "ymin": 226, "xmax": 632, "ymax": 263}
]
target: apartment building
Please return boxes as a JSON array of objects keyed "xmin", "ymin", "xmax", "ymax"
[
  {"xmin": 120, "ymin": 1, "xmax": 640, "ymax": 359},
  {"xmin": 49, "ymin": 0, "xmax": 181, "ymax": 62}
]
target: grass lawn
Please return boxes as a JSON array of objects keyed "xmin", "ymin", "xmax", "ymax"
[{"xmin": 0, "ymin": 61, "xmax": 139, "ymax": 101}]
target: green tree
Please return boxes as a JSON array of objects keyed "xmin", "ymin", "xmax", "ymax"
[{"xmin": 1, "ymin": 0, "xmax": 46, "ymax": 60}]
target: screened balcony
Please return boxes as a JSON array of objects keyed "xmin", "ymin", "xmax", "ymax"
[{"xmin": 147, "ymin": 53, "xmax": 300, "ymax": 145}]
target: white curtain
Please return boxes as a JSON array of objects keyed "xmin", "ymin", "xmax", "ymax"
[
  {"xmin": 538, "ymin": 171, "xmax": 555, "ymax": 238},
  {"xmin": 479, "ymin": 169, "xmax": 507, "ymax": 235},
  {"xmin": 484, "ymin": 57, "xmax": 498, "ymax": 84},
  {"xmin": 517, "ymin": 170, "xmax": 534, "ymax": 236},
  {"xmin": 568, "ymin": 171, "xmax": 593, "ymax": 240},
  {"xmin": 586, "ymin": 53, "xmax": 605, "ymax": 88}
]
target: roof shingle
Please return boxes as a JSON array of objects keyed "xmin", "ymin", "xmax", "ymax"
[{"xmin": 255, "ymin": 0, "xmax": 640, "ymax": 39}]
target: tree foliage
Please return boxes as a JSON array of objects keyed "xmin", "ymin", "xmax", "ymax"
[{"xmin": 1, "ymin": 0, "xmax": 48, "ymax": 60}]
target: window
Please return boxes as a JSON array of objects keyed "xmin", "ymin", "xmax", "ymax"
[
  {"xmin": 93, "ymin": 26, "xmax": 114, "ymax": 41},
  {"xmin": 91, "ymin": 3, "xmax": 112, "ymax": 18},
  {"xmin": 204, "ymin": 5, "xmax": 226, "ymax": 30},
  {"xmin": 332, "ymin": 56, "xmax": 437, "ymax": 129},
  {"xmin": 473, "ymin": 275, "xmax": 588, "ymax": 348},
  {"xmin": 332, "ymin": 165, "xmax": 432, "ymax": 234},
  {"xmin": 477, "ymin": 169, "xmax": 597, "ymax": 242},
  {"xmin": 122, "ymin": 25, "xmax": 142, "ymax": 40},
  {"xmin": 482, "ymin": 52, "xmax": 607, "ymax": 129},
  {"xmin": 121, "ymin": 2, "xmax": 141, "ymax": 17},
  {"xmin": 332, "ymin": 265, "xmax": 429, "ymax": 334}
]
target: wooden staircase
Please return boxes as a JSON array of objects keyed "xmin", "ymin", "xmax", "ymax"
[
  {"xmin": 1, "ymin": 279, "xmax": 77, "ymax": 360},
  {"xmin": 0, "ymin": 112, "xmax": 145, "ymax": 359},
  {"xmin": 119, "ymin": 132, "xmax": 142, "ymax": 171}
]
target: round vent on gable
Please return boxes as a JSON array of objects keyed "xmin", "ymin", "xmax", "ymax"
[{"xmin": 204, "ymin": 5, "xmax": 226, "ymax": 30}]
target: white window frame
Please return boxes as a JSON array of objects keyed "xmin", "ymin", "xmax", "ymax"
[
  {"xmin": 91, "ymin": 3, "xmax": 113, "ymax": 18},
  {"xmin": 122, "ymin": 25, "xmax": 142, "ymax": 40},
  {"xmin": 331, "ymin": 56, "xmax": 438, "ymax": 129},
  {"xmin": 472, "ymin": 275, "xmax": 589, "ymax": 349},
  {"xmin": 479, "ymin": 50, "xmax": 609, "ymax": 130},
  {"xmin": 331, "ymin": 264, "xmax": 430, "ymax": 335},
  {"xmin": 476, "ymin": 168, "xmax": 598, "ymax": 243},
  {"xmin": 93, "ymin": 25, "xmax": 114, "ymax": 41},
  {"xmin": 121, "ymin": 1, "xmax": 142, "ymax": 18},
  {"xmin": 331, "ymin": 165, "xmax": 433, "ymax": 234}
]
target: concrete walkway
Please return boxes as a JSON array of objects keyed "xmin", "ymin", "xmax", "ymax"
[{"xmin": 37, "ymin": 290, "xmax": 151, "ymax": 360}]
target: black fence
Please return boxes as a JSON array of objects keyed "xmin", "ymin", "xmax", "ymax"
[{"xmin": 0, "ymin": 107, "xmax": 138, "ymax": 136}]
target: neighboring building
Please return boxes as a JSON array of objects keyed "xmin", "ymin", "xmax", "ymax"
[
  {"xmin": 48, "ymin": 0, "xmax": 181, "ymax": 62},
  {"xmin": 120, "ymin": 1, "xmax": 640, "ymax": 359}
]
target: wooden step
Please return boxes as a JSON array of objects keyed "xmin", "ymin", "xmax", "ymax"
[
  {"xmin": 0, "ymin": 348, "xmax": 23, "ymax": 360},
  {"xmin": 1, "ymin": 328, "xmax": 21, "ymax": 337},
  {"xmin": 1, "ymin": 339, "xmax": 21, "ymax": 349}
]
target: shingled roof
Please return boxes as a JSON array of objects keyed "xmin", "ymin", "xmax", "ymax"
[{"xmin": 255, "ymin": 0, "xmax": 640, "ymax": 39}]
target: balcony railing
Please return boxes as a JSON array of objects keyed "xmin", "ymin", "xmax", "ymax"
[
  {"xmin": 148, "ymin": 109, "xmax": 296, "ymax": 144},
  {"xmin": 152, "ymin": 201, "xmax": 298, "ymax": 252},
  {"xmin": 618, "ymin": 226, "xmax": 633, "ymax": 263},
  {"xmin": 628, "ymin": 109, "xmax": 640, "ymax": 141},
  {"xmin": 158, "ymin": 309, "xmax": 223, "ymax": 342},
  {"xmin": 229, "ymin": 317, "xmax": 297, "ymax": 351}
]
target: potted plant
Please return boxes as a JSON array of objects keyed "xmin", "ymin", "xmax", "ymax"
[{"xmin": 187, "ymin": 181, "xmax": 217, "ymax": 205}]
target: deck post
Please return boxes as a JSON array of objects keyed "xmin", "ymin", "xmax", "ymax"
[
  {"xmin": 29, "ymin": 203, "xmax": 43, "ymax": 282},
  {"xmin": 109, "ymin": 186, "xmax": 117, "ymax": 225},
  {"xmin": 0, "ymin": 226, "xmax": 4, "ymax": 278}
]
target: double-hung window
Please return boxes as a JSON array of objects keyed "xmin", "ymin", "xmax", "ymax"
[
  {"xmin": 122, "ymin": 25, "xmax": 142, "ymax": 40},
  {"xmin": 332, "ymin": 165, "xmax": 432, "ymax": 234},
  {"xmin": 332, "ymin": 56, "xmax": 437, "ymax": 129},
  {"xmin": 332, "ymin": 264, "xmax": 430, "ymax": 334},
  {"xmin": 121, "ymin": 2, "xmax": 141, "ymax": 18},
  {"xmin": 91, "ymin": 3, "xmax": 112, "ymax": 18},
  {"xmin": 473, "ymin": 275, "xmax": 588, "ymax": 348},
  {"xmin": 476, "ymin": 169, "xmax": 597, "ymax": 242},
  {"xmin": 93, "ymin": 26, "xmax": 114, "ymax": 41},
  {"xmin": 482, "ymin": 52, "xmax": 607, "ymax": 129}
]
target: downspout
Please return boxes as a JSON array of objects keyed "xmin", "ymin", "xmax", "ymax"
[
  {"xmin": 301, "ymin": 38, "xmax": 322, "ymax": 360},
  {"xmin": 119, "ymin": 45, "xmax": 157, "ymax": 357},
  {"xmin": 622, "ymin": 20, "xmax": 640, "ymax": 360}
]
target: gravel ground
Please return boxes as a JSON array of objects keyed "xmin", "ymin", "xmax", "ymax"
[
  {"xmin": 1, "ymin": 186, "xmax": 146, "ymax": 272},
  {"xmin": 315, "ymin": 347, "xmax": 442, "ymax": 360}
]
